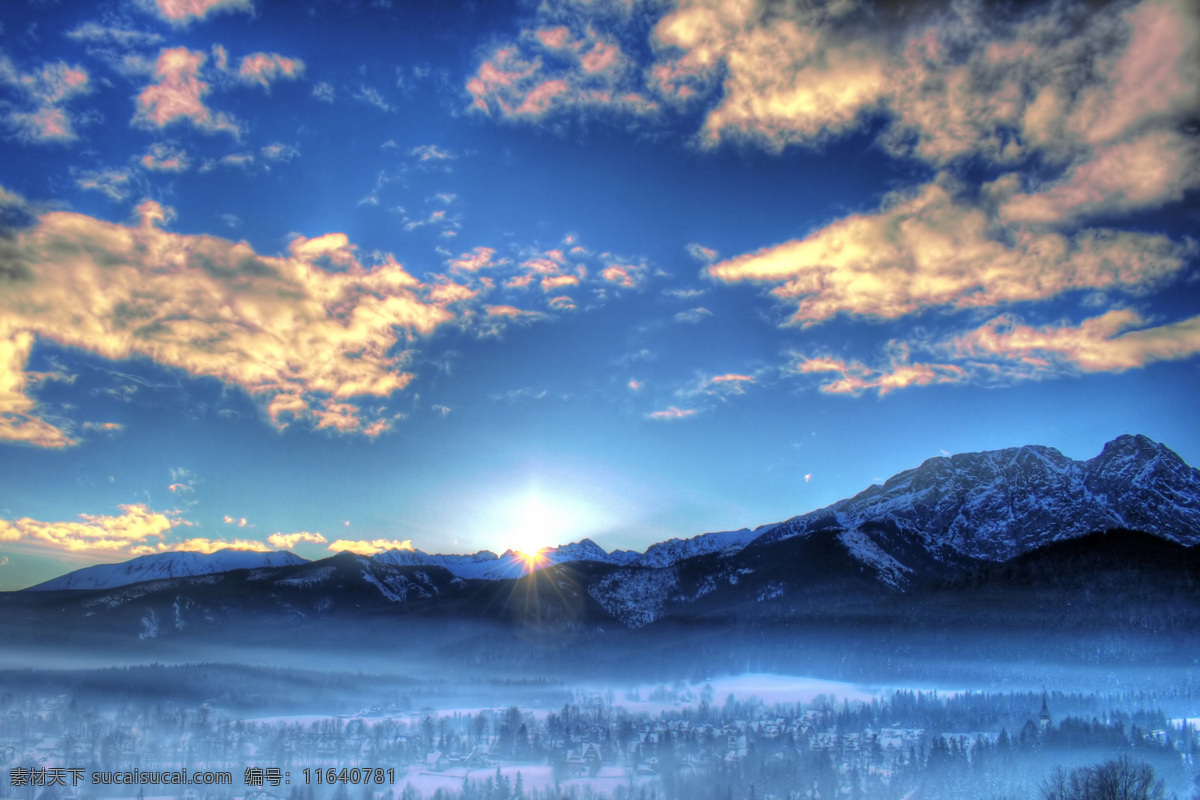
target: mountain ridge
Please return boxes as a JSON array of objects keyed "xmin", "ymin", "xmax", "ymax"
[{"xmin": 21, "ymin": 434, "xmax": 1200, "ymax": 607}]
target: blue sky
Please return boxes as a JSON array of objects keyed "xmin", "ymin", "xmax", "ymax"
[{"xmin": 1, "ymin": 0, "xmax": 1198, "ymax": 589}]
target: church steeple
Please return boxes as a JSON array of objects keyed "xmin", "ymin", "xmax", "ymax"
[{"xmin": 1039, "ymin": 691, "xmax": 1051, "ymax": 731}]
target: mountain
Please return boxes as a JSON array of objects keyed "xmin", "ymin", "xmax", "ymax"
[
  {"xmin": 7, "ymin": 434, "xmax": 1199, "ymax": 658},
  {"xmin": 30, "ymin": 537, "xmax": 640, "ymax": 592},
  {"xmin": 631, "ymin": 525, "xmax": 775, "ymax": 568},
  {"xmin": 26, "ymin": 549, "xmax": 310, "ymax": 591},
  {"xmin": 758, "ymin": 433, "xmax": 1200, "ymax": 561},
  {"xmin": 587, "ymin": 434, "xmax": 1200, "ymax": 626},
  {"xmin": 371, "ymin": 538, "xmax": 627, "ymax": 580}
]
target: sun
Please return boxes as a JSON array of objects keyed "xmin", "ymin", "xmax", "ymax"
[{"xmin": 509, "ymin": 494, "xmax": 559, "ymax": 570}]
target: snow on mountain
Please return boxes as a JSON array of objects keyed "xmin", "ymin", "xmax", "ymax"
[
  {"xmin": 589, "ymin": 434, "xmax": 1200, "ymax": 626},
  {"xmin": 632, "ymin": 526, "xmax": 771, "ymax": 568},
  {"xmin": 27, "ymin": 550, "xmax": 309, "ymax": 591},
  {"xmin": 371, "ymin": 548, "xmax": 508, "ymax": 579},
  {"xmin": 540, "ymin": 537, "xmax": 613, "ymax": 565},
  {"xmin": 372, "ymin": 538, "xmax": 622, "ymax": 580},
  {"xmin": 759, "ymin": 434, "xmax": 1200, "ymax": 563}
]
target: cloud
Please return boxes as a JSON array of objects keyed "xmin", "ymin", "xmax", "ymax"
[
  {"xmin": 673, "ymin": 307, "xmax": 712, "ymax": 324},
  {"xmin": 449, "ymin": 246, "xmax": 498, "ymax": 272},
  {"xmin": 67, "ymin": 23, "xmax": 164, "ymax": 49},
  {"xmin": 953, "ymin": 309, "xmax": 1200, "ymax": 373},
  {"xmin": 467, "ymin": 22, "xmax": 657, "ymax": 122},
  {"xmin": 328, "ymin": 538, "xmax": 413, "ymax": 556},
  {"xmin": 140, "ymin": 142, "xmax": 191, "ymax": 172},
  {"xmin": 261, "ymin": 142, "xmax": 299, "ymax": 163},
  {"xmin": 148, "ymin": 0, "xmax": 254, "ymax": 25},
  {"xmin": 654, "ymin": 0, "xmax": 887, "ymax": 151},
  {"xmin": 704, "ymin": 373, "xmax": 755, "ymax": 393},
  {"xmin": 685, "ymin": 243, "xmax": 718, "ymax": 263},
  {"xmin": 238, "ymin": 53, "xmax": 305, "ymax": 89},
  {"xmin": 0, "ymin": 504, "xmax": 182, "ymax": 556},
  {"xmin": 0, "ymin": 329, "xmax": 76, "ymax": 448},
  {"xmin": 664, "ymin": 287, "xmax": 706, "ymax": 301},
  {"xmin": 0, "ymin": 198, "xmax": 465, "ymax": 445},
  {"xmin": 541, "ymin": 274, "xmax": 579, "ymax": 292},
  {"xmin": 223, "ymin": 515, "xmax": 248, "ymax": 527},
  {"xmin": 75, "ymin": 169, "xmax": 136, "ymax": 201},
  {"xmin": 706, "ymin": 178, "xmax": 1191, "ymax": 326},
  {"xmin": 267, "ymin": 530, "xmax": 327, "ymax": 549},
  {"xmin": 648, "ymin": 406, "xmax": 698, "ymax": 420},
  {"xmin": 355, "ymin": 86, "xmax": 392, "ymax": 113},
  {"xmin": 0, "ymin": 57, "xmax": 91, "ymax": 143},
  {"xmin": 997, "ymin": 131, "xmax": 1200, "ymax": 226},
  {"xmin": 789, "ymin": 353, "xmax": 967, "ymax": 396},
  {"xmin": 81, "ymin": 421, "xmax": 123, "ymax": 433},
  {"xmin": 168, "ymin": 537, "xmax": 271, "ymax": 554},
  {"xmin": 410, "ymin": 144, "xmax": 455, "ymax": 162},
  {"xmin": 600, "ymin": 263, "xmax": 646, "ymax": 289},
  {"xmin": 134, "ymin": 47, "xmax": 239, "ymax": 135},
  {"xmin": 312, "ymin": 82, "xmax": 335, "ymax": 103}
]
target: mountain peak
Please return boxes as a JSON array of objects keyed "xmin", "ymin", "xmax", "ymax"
[{"xmin": 759, "ymin": 434, "xmax": 1200, "ymax": 562}]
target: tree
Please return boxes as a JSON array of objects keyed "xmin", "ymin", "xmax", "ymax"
[{"xmin": 1039, "ymin": 757, "xmax": 1166, "ymax": 800}]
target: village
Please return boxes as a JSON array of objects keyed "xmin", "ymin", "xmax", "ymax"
[{"xmin": 0, "ymin": 683, "xmax": 1194, "ymax": 800}]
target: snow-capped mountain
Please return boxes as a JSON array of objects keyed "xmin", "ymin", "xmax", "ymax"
[
  {"xmin": 756, "ymin": 433, "xmax": 1200, "ymax": 561},
  {"xmin": 27, "ymin": 549, "xmax": 309, "ymax": 591},
  {"xmin": 631, "ymin": 525, "xmax": 776, "ymax": 568},
  {"xmin": 587, "ymin": 434, "xmax": 1200, "ymax": 627},
  {"xmin": 371, "ymin": 547, "xmax": 508, "ymax": 579},
  {"xmin": 372, "ymin": 538, "xmax": 627, "ymax": 580},
  {"xmin": 18, "ymin": 434, "xmax": 1200, "ymax": 639}
]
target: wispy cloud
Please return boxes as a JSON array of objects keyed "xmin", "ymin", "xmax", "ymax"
[
  {"xmin": 789, "ymin": 353, "xmax": 967, "ymax": 396},
  {"xmin": 647, "ymin": 406, "xmax": 698, "ymax": 421},
  {"xmin": 237, "ymin": 52, "xmax": 304, "ymax": 89},
  {"xmin": 148, "ymin": 0, "xmax": 254, "ymax": 26},
  {"xmin": 467, "ymin": 20, "xmax": 657, "ymax": 123},
  {"xmin": 0, "ymin": 56, "xmax": 91, "ymax": 143},
  {"xmin": 673, "ymin": 307, "xmax": 712, "ymax": 324},
  {"xmin": 140, "ymin": 142, "xmax": 191, "ymax": 172}
]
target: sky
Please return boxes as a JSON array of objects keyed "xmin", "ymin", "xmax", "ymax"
[{"xmin": 0, "ymin": 0, "xmax": 1198, "ymax": 590}]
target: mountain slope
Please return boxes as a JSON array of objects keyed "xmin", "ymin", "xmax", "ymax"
[
  {"xmin": 27, "ymin": 550, "xmax": 310, "ymax": 591},
  {"xmin": 758, "ymin": 433, "xmax": 1200, "ymax": 561}
]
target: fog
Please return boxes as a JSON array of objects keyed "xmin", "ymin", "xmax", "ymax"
[{"xmin": 2, "ymin": 631, "xmax": 1198, "ymax": 800}]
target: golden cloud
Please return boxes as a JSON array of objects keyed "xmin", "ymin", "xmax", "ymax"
[
  {"xmin": 327, "ymin": 538, "xmax": 414, "ymax": 556},
  {"xmin": 0, "ymin": 199, "xmax": 460, "ymax": 445},
  {"xmin": 0, "ymin": 504, "xmax": 181, "ymax": 555},
  {"xmin": 954, "ymin": 310, "xmax": 1200, "ymax": 373},
  {"xmin": 706, "ymin": 180, "xmax": 1190, "ymax": 325},
  {"xmin": 790, "ymin": 354, "xmax": 967, "ymax": 396},
  {"xmin": 267, "ymin": 531, "xmax": 327, "ymax": 549}
]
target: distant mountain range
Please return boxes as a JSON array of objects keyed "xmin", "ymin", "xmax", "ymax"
[{"xmin": 9, "ymin": 434, "xmax": 1200, "ymax": 658}]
